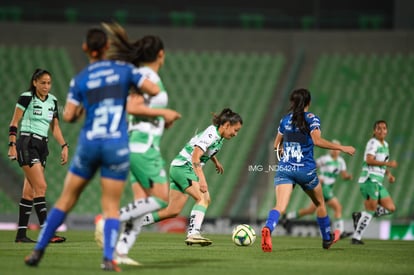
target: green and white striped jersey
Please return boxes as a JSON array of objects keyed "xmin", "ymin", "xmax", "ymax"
[
  {"xmin": 128, "ymin": 66, "xmax": 168, "ymax": 153},
  {"xmin": 316, "ymin": 154, "xmax": 346, "ymax": 185},
  {"xmin": 358, "ymin": 137, "xmax": 389, "ymax": 185},
  {"xmin": 171, "ymin": 125, "xmax": 223, "ymax": 167}
]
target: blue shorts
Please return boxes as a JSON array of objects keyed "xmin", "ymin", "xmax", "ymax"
[
  {"xmin": 274, "ymin": 168, "xmax": 319, "ymax": 190},
  {"xmin": 69, "ymin": 139, "xmax": 130, "ymax": 181}
]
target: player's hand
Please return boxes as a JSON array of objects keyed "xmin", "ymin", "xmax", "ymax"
[
  {"xmin": 163, "ymin": 109, "xmax": 181, "ymax": 124},
  {"xmin": 8, "ymin": 147, "xmax": 17, "ymax": 161},
  {"xmin": 388, "ymin": 174, "xmax": 396, "ymax": 183},
  {"xmin": 199, "ymin": 180, "xmax": 208, "ymax": 193},
  {"xmin": 386, "ymin": 160, "xmax": 398, "ymax": 168},
  {"xmin": 342, "ymin": 145, "xmax": 356, "ymax": 156},
  {"xmin": 61, "ymin": 146, "xmax": 68, "ymax": 165},
  {"xmin": 215, "ymin": 162, "xmax": 224, "ymax": 174}
]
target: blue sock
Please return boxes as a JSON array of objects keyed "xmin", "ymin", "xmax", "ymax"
[
  {"xmin": 317, "ymin": 216, "xmax": 332, "ymax": 241},
  {"xmin": 103, "ymin": 218, "xmax": 120, "ymax": 260},
  {"xmin": 35, "ymin": 208, "xmax": 66, "ymax": 250},
  {"xmin": 265, "ymin": 209, "xmax": 280, "ymax": 232}
]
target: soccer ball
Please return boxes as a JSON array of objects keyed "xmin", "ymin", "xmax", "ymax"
[{"xmin": 232, "ymin": 224, "xmax": 256, "ymax": 246}]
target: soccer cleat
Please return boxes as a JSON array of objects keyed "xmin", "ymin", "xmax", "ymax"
[
  {"xmin": 115, "ymin": 254, "xmax": 141, "ymax": 266},
  {"xmin": 15, "ymin": 236, "xmax": 36, "ymax": 243},
  {"xmin": 350, "ymin": 238, "xmax": 365, "ymax": 245},
  {"xmin": 184, "ymin": 234, "xmax": 213, "ymax": 246},
  {"xmin": 261, "ymin": 226, "xmax": 272, "ymax": 252},
  {"xmin": 94, "ymin": 214, "xmax": 104, "ymax": 249},
  {"xmin": 352, "ymin": 212, "xmax": 361, "ymax": 231},
  {"xmin": 24, "ymin": 249, "xmax": 44, "ymax": 266},
  {"xmin": 340, "ymin": 231, "xmax": 353, "ymax": 239},
  {"xmin": 49, "ymin": 235, "xmax": 66, "ymax": 243},
  {"xmin": 101, "ymin": 259, "xmax": 122, "ymax": 272},
  {"xmin": 322, "ymin": 229, "xmax": 340, "ymax": 249}
]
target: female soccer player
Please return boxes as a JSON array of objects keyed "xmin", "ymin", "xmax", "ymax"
[
  {"xmin": 134, "ymin": 108, "xmax": 242, "ymax": 246},
  {"xmin": 8, "ymin": 68, "xmax": 68, "ymax": 244},
  {"xmin": 351, "ymin": 120, "xmax": 397, "ymax": 245},
  {"xmin": 283, "ymin": 140, "xmax": 353, "ymax": 238},
  {"xmin": 98, "ymin": 22, "xmax": 181, "ymax": 265},
  {"xmin": 24, "ymin": 27, "xmax": 160, "ymax": 271},
  {"xmin": 261, "ymin": 88, "xmax": 355, "ymax": 252}
]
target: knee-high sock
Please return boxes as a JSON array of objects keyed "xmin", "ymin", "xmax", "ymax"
[
  {"xmin": 116, "ymin": 216, "xmax": 145, "ymax": 255},
  {"xmin": 103, "ymin": 218, "xmax": 120, "ymax": 261},
  {"xmin": 333, "ymin": 219, "xmax": 344, "ymax": 233},
  {"xmin": 33, "ymin": 197, "xmax": 47, "ymax": 227},
  {"xmin": 187, "ymin": 204, "xmax": 207, "ymax": 236},
  {"xmin": 352, "ymin": 211, "xmax": 373, "ymax": 240},
  {"xmin": 35, "ymin": 208, "xmax": 66, "ymax": 250},
  {"xmin": 317, "ymin": 215, "xmax": 332, "ymax": 241},
  {"xmin": 141, "ymin": 212, "xmax": 161, "ymax": 226},
  {"xmin": 119, "ymin": 197, "xmax": 166, "ymax": 222},
  {"xmin": 374, "ymin": 205, "xmax": 391, "ymax": 217},
  {"xmin": 264, "ymin": 209, "xmax": 280, "ymax": 232},
  {"xmin": 16, "ymin": 198, "xmax": 33, "ymax": 239}
]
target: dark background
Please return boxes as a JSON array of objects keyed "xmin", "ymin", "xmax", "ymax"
[{"xmin": 1, "ymin": 0, "xmax": 413, "ymax": 29}]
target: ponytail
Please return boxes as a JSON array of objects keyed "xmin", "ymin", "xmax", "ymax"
[
  {"xmin": 103, "ymin": 22, "xmax": 164, "ymax": 66},
  {"xmin": 289, "ymin": 88, "xmax": 311, "ymax": 133}
]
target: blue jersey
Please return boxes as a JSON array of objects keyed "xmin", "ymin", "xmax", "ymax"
[
  {"xmin": 68, "ymin": 60, "xmax": 144, "ymax": 142},
  {"xmin": 274, "ymin": 112, "xmax": 321, "ymax": 190},
  {"xmin": 277, "ymin": 112, "xmax": 321, "ymax": 171},
  {"xmin": 67, "ymin": 60, "xmax": 144, "ymax": 180}
]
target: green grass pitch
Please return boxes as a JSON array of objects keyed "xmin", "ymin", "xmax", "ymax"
[{"xmin": 1, "ymin": 230, "xmax": 413, "ymax": 275}]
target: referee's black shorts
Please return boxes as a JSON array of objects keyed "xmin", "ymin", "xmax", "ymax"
[{"xmin": 16, "ymin": 133, "xmax": 49, "ymax": 168}]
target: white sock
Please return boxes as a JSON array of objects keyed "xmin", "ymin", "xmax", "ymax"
[
  {"xmin": 119, "ymin": 197, "xmax": 163, "ymax": 222},
  {"xmin": 286, "ymin": 211, "xmax": 297, "ymax": 219},
  {"xmin": 187, "ymin": 208, "xmax": 206, "ymax": 236},
  {"xmin": 142, "ymin": 213, "xmax": 155, "ymax": 226},
  {"xmin": 333, "ymin": 219, "xmax": 344, "ymax": 233},
  {"xmin": 352, "ymin": 211, "xmax": 373, "ymax": 240},
  {"xmin": 116, "ymin": 216, "xmax": 145, "ymax": 255},
  {"xmin": 375, "ymin": 205, "xmax": 391, "ymax": 217}
]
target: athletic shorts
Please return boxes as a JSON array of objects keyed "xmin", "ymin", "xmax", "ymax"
[
  {"xmin": 169, "ymin": 164, "xmax": 198, "ymax": 193},
  {"xmin": 359, "ymin": 178, "xmax": 390, "ymax": 200},
  {"xmin": 322, "ymin": 184, "xmax": 335, "ymax": 201},
  {"xmin": 274, "ymin": 168, "xmax": 319, "ymax": 191},
  {"xmin": 16, "ymin": 134, "xmax": 49, "ymax": 167},
  {"xmin": 129, "ymin": 147, "xmax": 167, "ymax": 188},
  {"xmin": 69, "ymin": 139, "xmax": 130, "ymax": 181}
]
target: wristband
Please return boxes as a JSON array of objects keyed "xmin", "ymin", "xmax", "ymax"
[
  {"xmin": 9, "ymin": 141, "xmax": 16, "ymax": 147},
  {"xmin": 61, "ymin": 143, "xmax": 69, "ymax": 149},
  {"xmin": 9, "ymin": 126, "xmax": 18, "ymax": 136}
]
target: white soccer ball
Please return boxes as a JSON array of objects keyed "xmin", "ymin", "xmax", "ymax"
[{"xmin": 232, "ymin": 224, "xmax": 256, "ymax": 246}]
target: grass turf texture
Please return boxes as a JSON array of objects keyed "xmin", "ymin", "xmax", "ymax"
[{"xmin": 1, "ymin": 230, "xmax": 413, "ymax": 275}]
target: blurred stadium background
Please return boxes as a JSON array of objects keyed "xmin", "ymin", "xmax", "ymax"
[{"xmin": 0, "ymin": 0, "xmax": 413, "ymax": 239}]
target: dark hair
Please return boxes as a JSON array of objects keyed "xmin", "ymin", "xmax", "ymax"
[
  {"xmin": 103, "ymin": 22, "xmax": 164, "ymax": 66},
  {"xmin": 131, "ymin": 35, "xmax": 164, "ymax": 65},
  {"xmin": 212, "ymin": 108, "xmax": 243, "ymax": 126},
  {"xmin": 28, "ymin": 68, "xmax": 51, "ymax": 95},
  {"xmin": 85, "ymin": 27, "xmax": 108, "ymax": 58},
  {"xmin": 289, "ymin": 88, "xmax": 311, "ymax": 133},
  {"xmin": 373, "ymin": 120, "xmax": 387, "ymax": 130}
]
